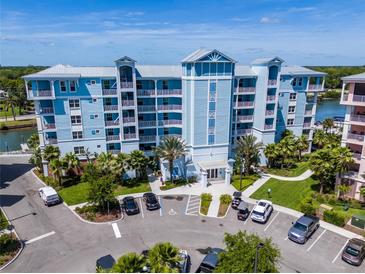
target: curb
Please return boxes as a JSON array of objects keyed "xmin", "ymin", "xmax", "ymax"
[{"xmin": 0, "ymin": 208, "xmax": 24, "ymax": 271}]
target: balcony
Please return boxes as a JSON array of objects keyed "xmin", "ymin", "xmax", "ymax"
[
  {"xmin": 264, "ymin": 124, "xmax": 274, "ymax": 130},
  {"xmin": 238, "ymin": 87, "xmax": 256, "ymax": 93},
  {"xmin": 121, "ymin": 82, "xmax": 133, "ymax": 89},
  {"xmin": 352, "ymin": 152, "xmax": 362, "ymax": 161},
  {"xmin": 208, "ymin": 127, "xmax": 215, "ymax": 134},
  {"xmin": 268, "ymin": 79, "xmax": 277, "ymax": 86},
  {"xmin": 39, "ymin": 107, "xmax": 54, "ymax": 114},
  {"xmin": 123, "ymin": 117, "xmax": 135, "ymax": 124},
  {"xmin": 237, "ymin": 115, "xmax": 254, "ymax": 122},
  {"xmin": 107, "ymin": 149, "xmax": 120, "ymax": 155},
  {"xmin": 106, "ymin": 135, "xmax": 120, "ymax": 141},
  {"xmin": 354, "ymin": 95, "xmax": 365, "ymax": 103},
  {"xmin": 104, "ymin": 105, "xmax": 118, "ymax": 111},
  {"xmin": 347, "ymin": 132, "xmax": 365, "ymax": 142},
  {"xmin": 265, "ymin": 110, "xmax": 275, "ymax": 116},
  {"xmin": 236, "ymin": 129, "xmax": 252, "ymax": 135},
  {"xmin": 305, "ymin": 109, "xmax": 313, "ymax": 116},
  {"xmin": 105, "ymin": 120, "xmax": 120, "ymax": 127},
  {"xmin": 102, "ymin": 88, "xmax": 117, "ymax": 96},
  {"xmin": 43, "ymin": 123, "xmax": 56, "ymax": 130},
  {"xmin": 27, "ymin": 89, "xmax": 54, "ymax": 100},
  {"xmin": 236, "ymin": 101, "xmax": 254, "ymax": 108},
  {"xmin": 266, "ymin": 95, "xmax": 276, "ymax": 102},
  {"xmin": 308, "ymin": 84, "xmax": 322, "ymax": 90},
  {"xmin": 124, "ymin": 133, "xmax": 136, "ymax": 140},
  {"xmin": 157, "ymin": 104, "xmax": 182, "ymax": 111},
  {"xmin": 341, "ymin": 94, "xmax": 365, "ymax": 105},
  {"xmin": 350, "ymin": 114, "xmax": 365, "ymax": 124},
  {"xmin": 139, "ymin": 120, "xmax": 157, "ymax": 128},
  {"xmin": 137, "ymin": 89, "xmax": 155, "ymax": 96},
  {"xmin": 138, "ymin": 105, "xmax": 156, "ymax": 112},
  {"xmin": 303, "ymin": 122, "xmax": 311, "ymax": 128},
  {"xmin": 158, "ymin": 120, "xmax": 182, "ymax": 126},
  {"xmin": 121, "ymin": 100, "xmax": 135, "ymax": 107},
  {"xmin": 140, "ymin": 135, "xmax": 156, "ymax": 142},
  {"xmin": 157, "ymin": 89, "xmax": 182, "ymax": 96},
  {"xmin": 45, "ymin": 138, "xmax": 58, "ymax": 145}
]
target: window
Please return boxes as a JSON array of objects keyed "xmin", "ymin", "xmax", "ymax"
[
  {"xmin": 60, "ymin": 81, "xmax": 66, "ymax": 92},
  {"xmin": 162, "ymin": 80, "xmax": 168, "ymax": 90},
  {"xmin": 208, "ymin": 119, "xmax": 215, "ymax": 128},
  {"xmin": 292, "ymin": 77, "xmax": 303, "ymax": 87},
  {"xmin": 136, "ymin": 81, "xmax": 142, "ymax": 90},
  {"xmin": 209, "ymin": 81, "xmax": 216, "ymax": 92},
  {"xmin": 209, "ymin": 102, "xmax": 216, "ymax": 111},
  {"xmin": 72, "ymin": 131, "xmax": 83, "ymax": 139},
  {"xmin": 103, "ymin": 80, "xmax": 110, "ymax": 89},
  {"xmin": 287, "ymin": 118, "xmax": 294, "ymax": 126},
  {"xmin": 92, "ymin": 129, "xmax": 100, "ymax": 135},
  {"xmin": 91, "ymin": 80, "xmax": 96, "ymax": 85},
  {"xmin": 90, "ymin": 114, "xmax": 99, "ymax": 119},
  {"xmin": 70, "ymin": 115, "xmax": 82, "ymax": 125},
  {"xmin": 288, "ymin": 106, "xmax": 296, "ymax": 113},
  {"xmin": 289, "ymin": 93, "xmax": 297, "ymax": 100},
  {"xmin": 97, "ymin": 145, "xmax": 101, "ymax": 148},
  {"xmin": 69, "ymin": 99, "xmax": 80, "ymax": 109},
  {"xmin": 208, "ymin": 135, "xmax": 215, "ymax": 145},
  {"xmin": 74, "ymin": 146, "xmax": 85, "ymax": 155},
  {"xmin": 70, "ymin": 80, "xmax": 76, "ymax": 92}
]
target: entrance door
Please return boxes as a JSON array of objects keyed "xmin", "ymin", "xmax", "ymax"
[{"xmin": 207, "ymin": 169, "xmax": 218, "ymax": 180}]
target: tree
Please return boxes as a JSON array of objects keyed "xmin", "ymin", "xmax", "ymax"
[
  {"xmin": 338, "ymin": 184, "xmax": 351, "ymax": 200},
  {"xmin": 88, "ymin": 175, "xmax": 116, "ymax": 210},
  {"xmin": 29, "ymin": 147, "xmax": 42, "ymax": 171},
  {"xmin": 322, "ymin": 118, "xmax": 335, "ymax": 133},
  {"xmin": 153, "ymin": 136, "xmax": 187, "ymax": 184},
  {"xmin": 43, "ymin": 145, "xmax": 60, "ymax": 162},
  {"xmin": 96, "ymin": 152, "xmax": 122, "ymax": 179},
  {"xmin": 62, "ymin": 152, "xmax": 80, "ymax": 176},
  {"xmin": 148, "ymin": 242, "xmax": 181, "ymax": 273},
  {"xmin": 360, "ymin": 187, "xmax": 365, "ymax": 200},
  {"xmin": 280, "ymin": 129, "xmax": 294, "ymax": 139},
  {"xmin": 49, "ymin": 158, "xmax": 63, "ymax": 186},
  {"xmin": 333, "ymin": 146, "xmax": 354, "ymax": 197},
  {"xmin": 264, "ymin": 143, "xmax": 279, "ymax": 168},
  {"xmin": 127, "ymin": 150, "xmax": 149, "ymax": 180},
  {"xmin": 27, "ymin": 133, "xmax": 39, "ymax": 150},
  {"xmin": 277, "ymin": 135, "xmax": 296, "ymax": 168},
  {"xmin": 112, "ymin": 252, "xmax": 146, "ymax": 273},
  {"xmin": 312, "ymin": 129, "xmax": 328, "ymax": 149},
  {"xmin": 215, "ymin": 231, "xmax": 280, "ymax": 273},
  {"xmin": 295, "ymin": 135, "xmax": 309, "ymax": 160}
]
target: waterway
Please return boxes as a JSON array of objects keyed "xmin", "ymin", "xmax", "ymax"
[
  {"xmin": 0, "ymin": 127, "xmax": 36, "ymax": 152},
  {"xmin": 315, "ymin": 99, "xmax": 346, "ymax": 122}
]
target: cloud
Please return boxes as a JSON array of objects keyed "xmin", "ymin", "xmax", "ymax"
[
  {"xmin": 288, "ymin": 7, "xmax": 317, "ymax": 13},
  {"xmin": 126, "ymin": 11, "xmax": 144, "ymax": 17},
  {"xmin": 259, "ymin": 17, "xmax": 281, "ymax": 24}
]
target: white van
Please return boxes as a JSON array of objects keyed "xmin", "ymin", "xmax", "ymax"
[{"xmin": 38, "ymin": 186, "xmax": 60, "ymax": 206}]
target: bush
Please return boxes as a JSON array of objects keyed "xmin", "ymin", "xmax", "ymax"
[
  {"xmin": 349, "ymin": 199, "xmax": 363, "ymax": 209},
  {"xmin": 220, "ymin": 194, "xmax": 232, "ymax": 205},
  {"xmin": 299, "ymin": 198, "xmax": 316, "ymax": 216},
  {"xmin": 201, "ymin": 193, "xmax": 212, "ymax": 203},
  {"xmin": 0, "ymin": 234, "xmax": 19, "ymax": 255},
  {"xmin": 323, "ymin": 210, "xmax": 347, "ymax": 227},
  {"xmin": 187, "ymin": 176, "xmax": 197, "ymax": 184}
]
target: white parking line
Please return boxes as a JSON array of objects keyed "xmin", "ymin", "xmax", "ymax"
[
  {"xmin": 264, "ymin": 212, "xmax": 280, "ymax": 231},
  {"xmin": 25, "ymin": 231, "xmax": 55, "ymax": 245},
  {"xmin": 185, "ymin": 195, "xmax": 191, "ymax": 214},
  {"xmin": 306, "ymin": 229, "xmax": 326, "ymax": 252},
  {"xmin": 112, "ymin": 223, "xmax": 121, "ymax": 239},
  {"xmin": 244, "ymin": 212, "xmax": 252, "ymax": 225},
  {"xmin": 332, "ymin": 239, "xmax": 349, "ymax": 263},
  {"xmin": 139, "ymin": 198, "xmax": 144, "ymax": 218},
  {"xmin": 284, "ymin": 236, "xmax": 288, "ymax": 241}
]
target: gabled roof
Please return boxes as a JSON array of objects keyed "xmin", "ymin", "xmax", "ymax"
[
  {"xmin": 114, "ymin": 56, "xmax": 136, "ymax": 63},
  {"xmin": 182, "ymin": 48, "xmax": 236, "ymax": 63},
  {"xmin": 135, "ymin": 65, "xmax": 181, "ymax": 78},
  {"xmin": 251, "ymin": 57, "xmax": 284, "ymax": 65},
  {"xmin": 281, "ymin": 65, "xmax": 326, "ymax": 76},
  {"xmin": 342, "ymin": 72, "xmax": 365, "ymax": 81},
  {"xmin": 234, "ymin": 65, "xmax": 257, "ymax": 77}
]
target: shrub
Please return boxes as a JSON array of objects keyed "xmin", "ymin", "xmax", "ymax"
[
  {"xmin": 299, "ymin": 198, "xmax": 316, "ymax": 216},
  {"xmin": 201, "ymin": 193, "xmax": 212, "ymax": 203},
  {"xmin": 0, "ymin": 123, "xmax": 8, "ymax": 130},
  {"xmin": 349, "ymin": 199, "xmax": 363, "ymax": 209},
  {"xmin": 187, "ymin": 176, "xmax": 197, "ymax": 184},
  {"xmin": 220, "ymin": 194, "xmax": 232, "ymax": 205},
  {"xmin": 0, "ymin": 234, "xmax": 19, "ymax": 254},
  {"xmin": 323, "ymin": 210, "xmax": 347, "ymax": 227}
]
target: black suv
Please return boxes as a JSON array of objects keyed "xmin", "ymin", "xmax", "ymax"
[
  {"xmin": 143, "ymin": 193, "xmax": 160, "ymax": 210},
  {"xmin": 196, "ymin": 248, "xmax": 224, "ymax": 273},
  {"xmin": 122, "ymin": 196, "xmax": 140, "ymax": 215}
]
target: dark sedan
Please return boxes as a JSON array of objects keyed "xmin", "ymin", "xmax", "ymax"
[
  {"xmin": 143, "ymin": 192, "xmax": 160, "ymax": 210},
  {"xmin": 122, "ymin": 196, "xmax": 140, "ymax": 215},
  {"xmin": 342, "ymin": 238, "xmax": 365, "ymax": 266},
  {"xmin": 196, "ymin": 248, "xmax": 224, "ymax": 273}
]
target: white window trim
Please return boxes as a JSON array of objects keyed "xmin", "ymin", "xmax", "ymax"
[
  {"xmin": 69, "ymin": 80, "xmax": 77, "ymax": 93},
  {"xmin": 71, "ymin": 115, "xmax": 82, "ymax": 125},
  {"xmin": 288, "ymin": 106, "xmax": 296, "ymax": 114},
  {"xmin": 69, "ymin": 99, "xmax": 80, "ymax": 109},
  {"xmin": 60, "ymin": 80, "xmax": 67, "ymax": 93}
]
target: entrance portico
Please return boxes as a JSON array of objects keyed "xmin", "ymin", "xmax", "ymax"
[{"xmin": 197, "ymin": 159, "xmax": 233, "ymax": 187}]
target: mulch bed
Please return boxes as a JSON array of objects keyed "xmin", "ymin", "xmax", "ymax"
[
  {"xmin": 77, "ymin": 208, "xmax": 122, "ymax": 223},
  {"xmin": 218, "ymin": 203, "xmax": 229, "ymax": 217},
  {"xmin": 0, "ymin": 233, "xmax": 21, "ymax": 267}
]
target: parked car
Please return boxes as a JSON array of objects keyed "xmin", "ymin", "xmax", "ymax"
[
  {"xmin": 288, "ymin": 215, "xmax": 320, "ymax": 244},
  {"xmin": 251, "ymin": 200, "xmax": 273, "ymax": 223},
  {"xmin": 178, "ymin": 249, "xmax": 191, "ymax": 273},
  {"xmin": 122, "ymin": 196, "xmax": 140, "ymax": 215},
  {"xmin": 96, "ymin": 254, "xmax": 115, "ymax": 272},
  {"xmin": 143, "ymin": 192, "xmax": 160, "ymax": 210},
  {"xmin": 38, "ymin": 186, "xmax": 60, "ymax": 206},
  {"xmin": 342, "ymin": 238, "xmax": 365, "ymax": 266},
  {"xmin": 231, "ymin": 191, "xmax": 242, "ymax": 209},
  {"xmin": 237, "ymin": 201, "xmax": 250, "ymax": 221},
  {"xmin": 196, "ymin": 248, "xmax": 224, "ymax": 273}
]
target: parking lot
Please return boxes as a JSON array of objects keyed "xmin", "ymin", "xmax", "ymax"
[{"xmin": 1, "ymin": 156, "xmax": 365, "ymax": 273}]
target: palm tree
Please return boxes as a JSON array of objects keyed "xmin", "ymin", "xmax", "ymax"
[
  {"xmin": 127, "ymin": 150, "xmax": 149, "ymax": 180},
  {"xmin": 264, "ymin": 143, "xmax": 278, "ymax": 168},
  {"xmin": 279, "ymin": 135, "xmax": 296, "ymax": 168},
  {"xmin": 148, "ymin": 242, "xmax": 180, "ymax": 273},
  {"xmin": 313, "ymin": 129, "xmax": 328, "ymax": 149},
  {"xmin": 334, "ymin": 146, "xmax": 354, "ymax": 197},
  {"xmin": 43, "ymin": 145, "xmax": 60, "ymax": 162},
  {"xmin": 29, "ymin": 147, "xmax": 43, "ymax": 171},
  {"xmin": 63, "ymin": 152, "xmax": 80, "ymax": 176},
  {"xmin": 112, "ymin": 252, "xmax": 146, "ymax": 273},
  {"xmin": 27, "ymin": 133, "xmax": 39, "ymax": 150},
  {"xmin": 153, "ymin": 136, "xmax": 187, "ymax": 184},
  {"xmin": 296, "ymin": 135, "xmax": 308, "ymax": 160},
  {"xmin": 49, "ymin": 158, "xmax": 63, "ymax": 186},
  {"xmin": 322, "ymin": 118, "xmax": 335, "ymax": 133},
  {"xmin": 115, "ymin": 152, "xmax": 129, "ymax": 178},
  {"xmin": 83, "ymin": 148, "xmax": 97, "ymax": 163},
  {"xmin": 96, "ymin": 152, "xmax": 114, "ymax": 174}
]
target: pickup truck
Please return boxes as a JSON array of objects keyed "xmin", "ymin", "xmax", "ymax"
[{"xmin": 288, "ymin": 215, "xmax": 320, "ymax": 244}]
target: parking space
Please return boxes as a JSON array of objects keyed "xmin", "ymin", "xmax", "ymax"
[
  {"xmin": 159, "ymin": 195, "xmax": 188, "ymax": 217},
  {"xmin": 185, "ymin": 195, "xmax": 200, "ymax": 216}
]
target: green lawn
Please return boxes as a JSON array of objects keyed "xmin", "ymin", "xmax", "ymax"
[
  {"xmin": 160, "ymin": 179, "xmax": 189, "ymax": 191},
  {"xmin": 58, "ymin": 181, "xmax": 151, "ymax": 206},
  {"xmin": 0, "ymin": 103, "xmax": 20, "ymax": 118},
  {"xmin": 0, "ymin": 119, "xmax": 36, "ymax": 129},
  {"xmin": 262, "ymin": 161, "xmax": 310, "ymax": 177},
  {"xmin": 250, "ymin": 177, "xmax": 319, "ymax": 211},
  {"xmin": 231, "ymin": 174, "xmax": 260, "ymax": 191}
]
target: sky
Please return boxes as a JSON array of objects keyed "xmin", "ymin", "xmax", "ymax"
[{"xmin": 1, "ymin": 0, "xmax": 365, "ymax": 66}]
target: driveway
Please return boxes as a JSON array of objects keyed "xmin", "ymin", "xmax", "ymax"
[{"xmin": 1, "ymin": 156, "xmax": 364, "ymax": 273}]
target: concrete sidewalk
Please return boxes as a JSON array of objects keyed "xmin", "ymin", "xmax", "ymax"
[
  {"xmin": 242, "ymin": 175, "xmax": 270, "ymax": 197},
  {"xmin": 0, "ymin": 113, "xmax": 35, "ymax": 122},
  {"xmin": 207, "ymin": 196, "xmax": 220, "ymax": 217},
  {"xmin": 268, "ymin": 169, "xmax": 313, "ymax": 181}
]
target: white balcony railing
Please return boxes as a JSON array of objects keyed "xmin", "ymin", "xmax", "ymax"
[
  {"xmin": 238, "ymin": 87, "xmax": 256, "ymax": 93},
  {"xmin": 157, "ymin": 104, "xmax": 182, "ymax": 111},
  {"xmin": 138, "ymin": 105, "xmax": 156, "ymax": 112},
  {"xmin": 265, "ymin": 110, "xmax": 275, "ymax": 116},
  {"xmin": 120, "ymin": 82, "xmax": 133, "ymax": 89},
  {"xmin": 139, "ymin": 120, "xmax": 157, "ymax": 127},
  {"xmin": 124, "ymin": 133, "xmax": 136, "ymax": 140},
  {"xmin": 43, "ymin": 123, "xmax": 56, "ymax": 129},
  {"xmin": 264, "ymin": 124, "xmax": 274, "ymax": 130},
  {"xmin": 137, "ymin": 89, "xmax": 155, "ymax": 96},
  {"xmin": 140, "ymin": 135, "xmax": 156, "ymax": 142},
  {"xmin": 268, "ymin": 79, "xmax": 277, "ymax": 86},
  {"xmin": 105, "ymin": 120, "xmax": 119, "ymax": 127},
  {"xmin": 107, "ymin": 149, "xmax": 120, "ymax": 155},
  {"xmin": 237, "ymin": 115, "xmax": 254, "ymax": 121},
  {"xmin": 237, "ymin": 101, "xmax": 254, "ymax": 107},
  {"xmin": 28, "ymin": 89, "xmax": 54, "ymax": 99},
  {"xmin": 350, "ymin": 114, "xmax": 365, "ymax": 123},
  {"xmin": 342, "ymin": 94, "xmax": 349, "ymax": 101},
  {"xmin": 353, "ymin": 95, "xmax": 365, "ymax": 102},
  {"xmin": 208, "ymin": 127, "xmax": 215, "ymax": 134},
  {"xmin": 121, "ymin": 100, "xmax": 134, "ymax": 107},
  {"xmin": 347, "ymin": 132, "xmax": 365, "ymax": 142},
  {"xmin": 308, "ymin": 84, "xmax": 322, "ymax": 90},
  {"xmin": 157, "ymin": 89, "xmax": 182, "ymax": 96},
  {"xmin": 266, "ymin": 95, "xmax": 276, "ymax": 102},
  {"xmin": 123, "ymin": 117, "xmax": 135, "ymax": 123},
  {"xmin": 236, "ymin": 129, "xmax": 252, "ymax": 135},
  {"xmin": 40, "ymin": 107, "xmax": 54, "ymax": 114},
  {"xmin": 352, "ymin": 152, "xmax": 362, "ymax": 160},
  {"xmin": 303, "ymin": 122, "xmax": 311, "ymax": 128},
  {"xmin": 102, "ymin": 88, "xmax": 117, "ymax": 95},
  {"xmin": 104, "ymin": 105, "xmax": 118, "ymax": 111},
  {"xmin": 106, "ymin": 135, "xmax": 120, "ymax": 141},
  {"xmin": 305, "ymin": 110, "xmax": 313, "ymax": 115},
  {"xmin": 45, "ymin": 138, "xmax": 58, "ymax": 144},
  {"xmin": 158, "ymin": 120, "xmax": 182, "ymax": 126}
]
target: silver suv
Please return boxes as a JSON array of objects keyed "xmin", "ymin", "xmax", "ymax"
[{"xmin": 288, "ymin": 215, "xmax": 320, "ymax": 244}]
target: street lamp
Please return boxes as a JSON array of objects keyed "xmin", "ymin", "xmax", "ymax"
[{"xmin": 254, "ymin": 242, "xmax": 264, "ymax": 273}]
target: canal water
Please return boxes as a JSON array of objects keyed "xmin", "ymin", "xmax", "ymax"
[{"xmin": 315, "ymin": 99, "xmax": 346, "ymax": 122}]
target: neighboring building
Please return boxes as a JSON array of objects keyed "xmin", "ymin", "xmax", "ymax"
[
  {"xmin": 340, "ymin": 72, "xmax": 365, "ymax": 200},
  {"xmin": 23, "ymin": 48, "xmax": 325, "ymax": 187}
]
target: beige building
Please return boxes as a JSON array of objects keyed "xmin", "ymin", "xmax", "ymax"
[{"xmin": 340, "ymin": 72, "xmax": 365, "ymax": 200}]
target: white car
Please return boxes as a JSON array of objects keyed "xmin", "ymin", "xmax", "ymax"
[
  {"xmin": 39, "ymin": 186, "xmax": 60, "ymax": 206},
  {"xmin": 251, "ymin": 199, "xmax": 273, "ymax": 223}
]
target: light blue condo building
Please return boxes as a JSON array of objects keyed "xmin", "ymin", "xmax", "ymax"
[{"xmin": 24, "ymin": 49, "xmax": 325, "ymax": 186}]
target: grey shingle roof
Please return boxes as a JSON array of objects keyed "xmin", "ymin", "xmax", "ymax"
[
  {"xmin": 281, "ymin": 65, "xmax": 326, "ymax": 76},
  {"xmin": 234, "ymin": 65, "xmax": 257, "ymax": 76},
  {"xmin": 135, "ymin": 65, "xmax": 181, "ymax": 78},
  {"xmin": 342, "ymin": 72, "xmax": 365, "ymax": 81}
]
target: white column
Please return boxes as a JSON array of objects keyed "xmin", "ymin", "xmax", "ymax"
[
  {"xmin": 200, "ymin": 170, "xmax": 208, "ymax": 187},
  {"xmin": 225, "ymin": 166, "xmax": 231, "ymax": 185},
  {"xmin": 42, "ymin": 160, "xmax": 49, "ymax": 177}
]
